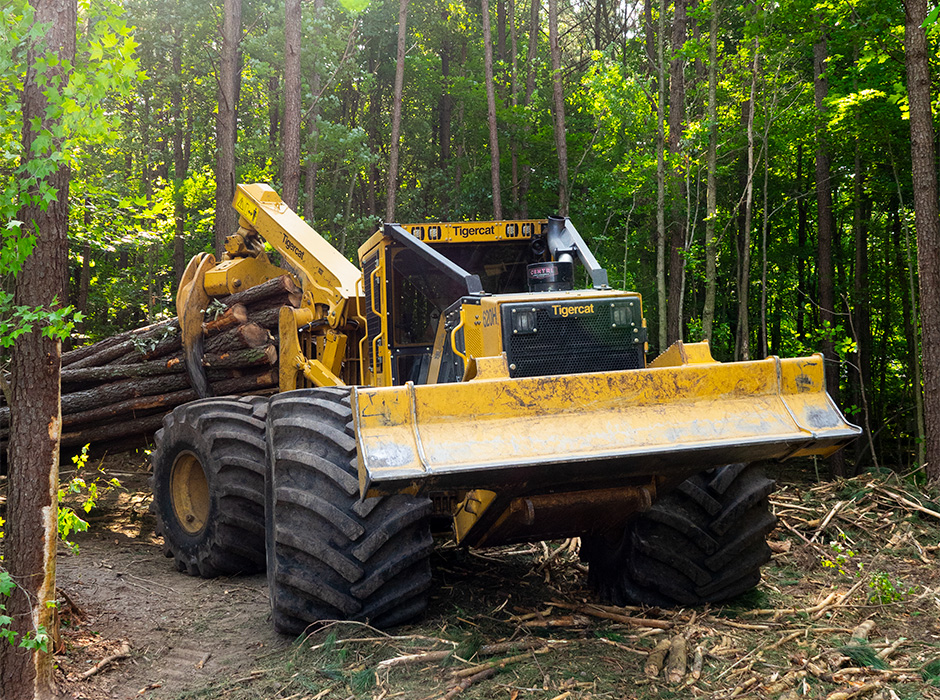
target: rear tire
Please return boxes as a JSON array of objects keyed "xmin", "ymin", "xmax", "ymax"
[
  {"xmin": 265, "ymin": 388, "xmax": 433, "ymax": 635},
  {"xmin": 151, "ymin": 396, "xmax": 268, "ymax": 577},
  {"xmin": 584, "ymin": 463, "xmax": 776, "ymax": 606}
]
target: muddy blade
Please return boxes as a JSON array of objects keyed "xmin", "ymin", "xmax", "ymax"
[{"xmin": 352, "ymin": 354, "xmax": 860, "ymax": 497}]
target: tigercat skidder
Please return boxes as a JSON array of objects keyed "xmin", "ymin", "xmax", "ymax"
[{"xmin": 151, "ymin": 183, "xmax": 859, "ymax": 633}]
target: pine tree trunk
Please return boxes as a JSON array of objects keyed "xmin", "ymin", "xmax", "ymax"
[
  {"xmin": 655, "ymin": 0, "xmax": 667, "ymax": 351},
  {"xmin": 701, "ymin": 0, "xmax": 718, "ymax": 343},
  {"xmin": 482, "ymin": 0, "xmax": 503, "ymax": 218},
  {"xmin": 385, "ymin": 0, "xmax": 408, "ymax": 221},
  {"xmin": 303, "ymin": 0, "xmax": 325, "ymax": 221},
  {"xmin": 440, "ymin": 15, "xmax": 452, "ymax": 174},
  {"xmin": 736, "ymin": 39, "xmax": 758, "ymax": 362},
  {"xmin": 666, "ymin": 0, "xmax": 687, "ymax": 345},
  {"xmin": 796, "ymin": 143, "xmax": 807, "ymax": 343},
  {"xmin": 518, "ymin": 0, "xmax": 539, "ymax": 216},
  {"xmin": 282, "ymin": 0, "xmax": 302, "ymax": 210},
  {"xmin": 548, "ymin": 0, "xmax": 569, "ymax": 215},
  {"xmin": 0, "ymin": 1, "xmax": 75, "ymax": 695},
  {"xmin": 508, "ymin": 0, "xmax": 519, "ymax": 215},
  {"xmin": 852, "ymin": 145, "xmax": 871, "ymax": 464},
  {"xmin": 904, "ymin": 0, "xmax": 940, "ymax": 480},
  {"xmin": 814, "ymin": 32, "xmax": 847, "ymax": 477},
  {"xmin": 214, "ymin": 0, "xmax": 242, "ymax": 256},
  {"xmin": 172, "ymin": 35, "xmax": 189, "ymax": 286}
]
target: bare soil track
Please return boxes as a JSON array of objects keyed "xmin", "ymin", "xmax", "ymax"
[{"xmin": 8, "ymin": 452, "xmax": 940, "ymax": 700}]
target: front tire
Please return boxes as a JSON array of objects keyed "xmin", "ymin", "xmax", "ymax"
[
  {"xmin": 583, "ymin": 463, "xmax": 777, "ymax": 606},
  {"xmin": 265, "ymin": 388, "xmax": 433, "ymax": 635},
  {"xmin": 151, "ymin": 396, "xmax": 268, "ymax": 577}
]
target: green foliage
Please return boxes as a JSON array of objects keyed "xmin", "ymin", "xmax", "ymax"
[
  {"xmin": 821, "ymin": 535, "xmax": 862, "ymax": 577},
  {"xmin": 837, "ymin": 641, "xmax": 889, "ymax": 670},
  {"xmin": 0, "ymin": 0, "xmax": 925, "ymax": 476},
  {"xmin": 58, "ymin": 444, "xmax": 121, "ymax": 555},
  {"xmin": 867, "ymin": 571, "xmax": 911, "ymax": 604},
  {"xmin": 922, "ymin": 658, "xmax": 940, "ymax": 685},
  {"xmin": 0, "ymin": 0, "xmax": 138, "ymax": 353}
]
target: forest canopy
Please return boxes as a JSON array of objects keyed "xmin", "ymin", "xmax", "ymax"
[{"xmin": 2, "ymin": 0, "xmax": 939, "ymax": 473}]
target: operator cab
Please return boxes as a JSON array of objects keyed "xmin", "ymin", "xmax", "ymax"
[{"xmin": 357, "ymin": 218, "xmax": 646, "ymax": 388}]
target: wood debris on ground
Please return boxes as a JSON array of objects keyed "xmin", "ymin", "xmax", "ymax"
[{"xmin": 45, "ymin": 463, "xmax": 940, "ymax": 699}]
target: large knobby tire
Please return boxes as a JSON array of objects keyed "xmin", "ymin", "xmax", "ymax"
[
  {"xmin": 583, "ymin": 463, "xmax": 777, "ymax": 607},
  {"xmin": 151, "ymin": 396, "xmax": 268, "ymax": 577},
  {"xmin": 265, "ymin": 388, "xmax": 433, "ymax": 635}
]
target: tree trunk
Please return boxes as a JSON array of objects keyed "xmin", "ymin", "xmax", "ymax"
[
  {"xmin": 214, "ymin": 0, "xmax": 242, "ymax": 256},
  {"xmin": 852, "ymin": 146, "xmax": 871, "ymax": 464},
  {"xmin": 171, "ymin": 35, "xmax": 190, "ymax": 286},
  {"xmin": 482, "ymin": 0, "xmax": 503, "ymax": 219},
  {"xmin": 268, "ymin": 74, "xmax": 280, "ymax": 155},
  {"xmin": 759, "ymin": 80, "xmax": 772, "ymax": 359},
  {"xmin": 736, "ymin": 39, "xmax": 758, "ymax": 362},
  {"xmin": 508, "ymin": 0, "xmax": 519, "ymax": 215},
  {"xmin": 385, "ymin": 0, "xmax": 408, "ymax": 221},
  {"xmin": 77, "ymin": 239, "xmax": 91, "ymax": 317},
  {"xmin": 548, "ymin": 0, "xmax": 569, "ymax": 215},
  {"xmin": 759, "ymin": 154, "xmax": 769, "ymax": 358},
  {"xmin": 282, "ymin": 0, "xmax": 302, "ymax": 210},
  {"xmin": 655, "ymin": 0, "xmax": 667, "ymax": 351},
  {"xmin": 892, "ymin": 186, "xmax": 926, "ymax": 466},
  {"xmin": 518, "ymin": 0, "xmax": 539, "ymax": 216},
  {"xmin": 440, "ymin": 13, "xmax": 452, "ymax": 173},
  {"xmin": 303, "ymin": 0, "xmax": 325, "ymax": 221},
  {"xmin": 796, "ymin": 143, "xmax": 807, "ymax": 343},
  {"xmin": 497, "ymin": 0, "xmax": 506, "ymax": 66},
  {"xmin": 0, "ymin": 0, "xmax": 75, "ymax": 695},
  {"xmin": 814, "ymin": 32, "xmax": 846, "ymax": 477},
  {"xmin": 701, "ymin": 0, "xmax": 718, "ymax": 343},
  {"xmin": 665, "ymin": 0, "xmax": 687, "ymax": 345},
  {"xmin": 904, "ymin": 0, "xmax": 940, "ymax": 480}
]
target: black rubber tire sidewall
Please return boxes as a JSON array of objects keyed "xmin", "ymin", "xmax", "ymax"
[
  {"xmin": 151, "ymin": 396, "xmax": 268, "ymax": 577},
  {"xmin": 584, "ymin": 463, "xmax": 777, "ymax": 607},
  {"xmin": 265, "ymin": 388, "xmax": 433, "ymax": 635}
]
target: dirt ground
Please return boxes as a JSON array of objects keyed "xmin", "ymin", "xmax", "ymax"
[
  {"xmin": 52, "ymin": 451, "xmax": 284, "ymax": 700},
  {"xmin": 21, "ymin": 452, "xmax": 940, "ymax": 699}
]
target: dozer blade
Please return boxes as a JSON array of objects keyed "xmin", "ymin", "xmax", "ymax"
[{"xmin": 352, "ymin": 352, "xmax": 860, "ymax": 497}]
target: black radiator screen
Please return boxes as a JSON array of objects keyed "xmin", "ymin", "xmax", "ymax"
[{"xmin": 501, "ymin": 298, "xmax": 646, "ymax": 378}]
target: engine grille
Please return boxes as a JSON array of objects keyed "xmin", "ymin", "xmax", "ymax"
[{"xmin": 501, "ymin": 298, "xmax": 646, "ymax": 378}]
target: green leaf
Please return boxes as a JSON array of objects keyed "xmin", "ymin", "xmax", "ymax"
[
  {"xmin": 923, "ymin": 5, "xmax": 940, "ymax": 27},
  {"xmin": 339, "ymin": 0, "xmax": 369, "ymax": 12}
]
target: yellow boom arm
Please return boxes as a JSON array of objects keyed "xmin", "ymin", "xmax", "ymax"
[{"xmin": 178, "ymin": 184, "xmax": 366, "ymax": 394}]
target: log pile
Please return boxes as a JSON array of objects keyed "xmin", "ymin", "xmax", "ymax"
[{"xmin": 1, "ymin": 276, "xmax": 301, "ymax": 455}]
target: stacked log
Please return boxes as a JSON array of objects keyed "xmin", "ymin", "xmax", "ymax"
[{"xmin": 0, "ymin": 275, "xmax": 301, "ymax": 455}]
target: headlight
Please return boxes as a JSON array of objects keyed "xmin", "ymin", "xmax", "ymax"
[
  {"xmin": 610, "ymin": 302, "xmax": 632, "ymax": 328},
  {"xmin": 511, "ymin": 307, "xmax": 538, "ymax": 334}
]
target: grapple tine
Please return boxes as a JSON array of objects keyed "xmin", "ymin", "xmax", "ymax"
[{"xmin": 176, "ymin": 252, "xmax": 215, "ymax": 399}]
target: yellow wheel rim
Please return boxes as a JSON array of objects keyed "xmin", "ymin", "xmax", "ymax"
[{"xmin": 170, "ymin": 452, "xmax": 209, "ymax": 535}]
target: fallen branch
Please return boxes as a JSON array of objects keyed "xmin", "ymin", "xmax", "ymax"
[
  {"xmin": 825, "ymin": 680, "xmax": 882, "ymax": 699},
  {"xmin": 549, "ymin": 601, "xmax": 673, "ymax": 629},
  {"xmin": 521, "ymin": 614, "xmax": 590, "ymax": 628},
  {"xmin": 876, "ymin": 487, "xmax": 940, "ymax": 521},
  {"xmin": 744, "ymin": 591, "xmax": 839, "ymax": 619},
  {"xmin": 811, "ymin": 500, "xmax": 846, "ymax": 543},
  {"xmin": 643, "ymin": 637, "xmax": 671, "ymax": 678},
  {"xmin": 439, "ymin": 667, "xmax": 497, "ymax": 700},
  {"xmin": 665, "ymin": 635, "xmax": 687, "ymax": 683},
  {"xmin": 70, "ymin": 642, "xmax": 131, "ymax": 680},
  {"xmin": 377, "ymin": 650, "xmax": 453, "ymax": 669},
  {"xmin": 452, "ymin": 647, "xmax": 553, "ymax": 678}
]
